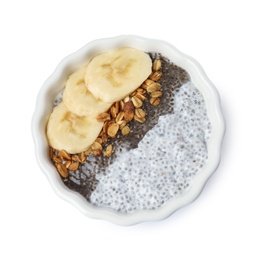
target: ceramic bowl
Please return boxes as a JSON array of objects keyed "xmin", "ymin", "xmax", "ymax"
[{"xmin": 32, "ymin": 35, "xmax": 225, "ymax": 225}]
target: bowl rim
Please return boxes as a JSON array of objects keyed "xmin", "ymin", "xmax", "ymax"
[{"xmin": 32, "ymin": 35, "xmax": 225, "ymax": 226}]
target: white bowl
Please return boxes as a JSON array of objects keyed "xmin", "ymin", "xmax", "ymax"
[{"xmin": 32, "ymin": 35, "xmax": 225, "ymax": 225}]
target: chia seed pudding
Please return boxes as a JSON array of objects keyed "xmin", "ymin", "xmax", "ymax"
[{"xmin": 52, "ymin": 53, "xmax": 211, "ymax": 213}]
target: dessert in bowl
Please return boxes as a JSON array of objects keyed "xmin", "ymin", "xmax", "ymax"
[{"xmin": 32, "ymin": 35, "xmax": 225, "ymax": 225}]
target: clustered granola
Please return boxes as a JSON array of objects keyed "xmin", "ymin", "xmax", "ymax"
[{"xmin": 49, "ymin": 57, "xmax": 163, "ymax": 177}]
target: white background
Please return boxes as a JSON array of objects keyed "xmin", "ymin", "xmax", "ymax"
[{"xmin": 0, "ymin": 0, "xmax": 259, "ymax": 259}]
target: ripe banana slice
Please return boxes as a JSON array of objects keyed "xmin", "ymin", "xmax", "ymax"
[
  {"xmin": 63, "ymin": 66, "xmax": 113, "ymax": 117},
  {"xmin": 85, "ymin": 48, "xmax": 152, "ymax": 103},
  {"xmin": 47, "ymin": 102, "xmax": 103, "ymax": 154}
]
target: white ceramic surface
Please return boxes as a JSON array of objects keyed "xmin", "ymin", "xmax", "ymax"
[{"xmin": 32, "ymin": 35, "xmax": 225, "ymax": 225}]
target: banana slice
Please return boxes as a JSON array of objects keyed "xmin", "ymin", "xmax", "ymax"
[
  {"xmin": 63, "ymin": 66, "xmax": 113, "ymax": 117},
  {"xmin": 47, "ymin": 102, "xmax": 103, "ymax": 154},
  {"xmin": 85, "ymin": 47, "xmax": 152, "ymax": 103}
]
